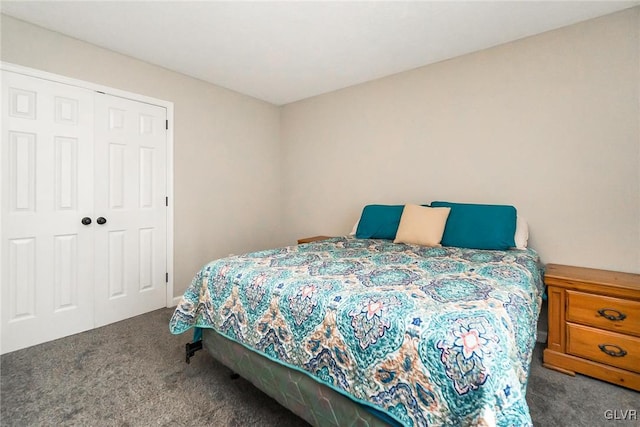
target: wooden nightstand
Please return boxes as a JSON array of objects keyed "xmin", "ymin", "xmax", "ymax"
[
  {"xmin": 543, "ymin": 263, "xmax": 640, "ymax": 391},
  {"xmin": 297, "ymin": 236, "xmax": 332, "ymax": 244}
]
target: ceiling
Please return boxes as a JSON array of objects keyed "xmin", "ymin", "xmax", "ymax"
[{"xmin": 2, "ymin": 1, "xmax": 638, "ymax": 105}]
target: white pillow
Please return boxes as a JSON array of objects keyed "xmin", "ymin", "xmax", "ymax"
[
  {"xmin": 349, "ymin": 221, "xmax": 358, "ymax": 236},
  {"xmin": 514, "ymin": 216, "xmax": 529, "ymax": 249}
]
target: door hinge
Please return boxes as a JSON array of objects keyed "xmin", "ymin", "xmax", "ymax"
[
  {"xmin": 166, "ymin": 272, "xmax": 169, "ymax": 283},
  {"xmin": 165, "ymin": 196, "xmax": 168, "ymax": 207},
  {"xmin": 166, "ymin": 120, "xmax": 168, "ymax": 130}
]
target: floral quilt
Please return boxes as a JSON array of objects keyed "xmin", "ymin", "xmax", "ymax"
[{"xmin": 170, "ymin": 237, "xmax": 544, "ymax": 426}]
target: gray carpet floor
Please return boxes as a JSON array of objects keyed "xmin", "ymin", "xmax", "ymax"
[{"xmin": 1, "ymin": 307, "xmax": 638, "ymax": 427}]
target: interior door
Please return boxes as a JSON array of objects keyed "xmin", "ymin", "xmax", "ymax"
[
  {"xmin": 93, "ymin": 93, "xmax": 167, "ymax": 327},
  {"xmin": 1, "ymin": 71, "xmax": 95, "ymax": 353}
]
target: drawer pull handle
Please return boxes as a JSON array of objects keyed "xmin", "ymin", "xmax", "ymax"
[
  {"xmin": 596, "ymin": 308, "xmax": 626, "ymax": 321},
  {"xmin": 598, "ymin": 344, "xmax": 627, "ymax": 358}
]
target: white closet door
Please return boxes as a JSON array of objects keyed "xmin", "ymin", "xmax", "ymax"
[
  {"xmin": 93, "ymin": 93, "xmax": 167, "ymax": 327},
  {"xmin": 1, "ymin": 71, "xmax": 95, "ymax": 353}
]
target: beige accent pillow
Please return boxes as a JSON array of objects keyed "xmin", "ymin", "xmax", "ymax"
[{"xmin": 394, "ymin": 204, "xmax": 451, "ymax": 247}]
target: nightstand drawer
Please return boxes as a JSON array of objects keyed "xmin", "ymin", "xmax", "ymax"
[
  {"xmin": 566, "ymin": 290, "xmax": 640, "ymax": 337},
  {"xmin": 567, "ymin": 323, "xmax": 640, "ymax": 373}
]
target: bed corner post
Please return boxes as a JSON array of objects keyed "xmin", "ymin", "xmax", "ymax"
[
  {"xmin": 185, "ymin": 327, "xmax": 203, "ymax": 364},
  {"xmin": 185, "ymin": 340, "xmax": 203, "ymax": 364}
]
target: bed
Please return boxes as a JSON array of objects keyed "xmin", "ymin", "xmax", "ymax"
[{"xmin": 170, "ymin": 207, "xmax": 545, "ymax": 427}]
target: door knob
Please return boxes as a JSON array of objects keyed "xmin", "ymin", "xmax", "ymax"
[
  {"xmin": 97, "ymin": 217, "xmax": 107, "ymax": 225},
  {"xmin": 81, "ymin": 217, "xmax": 92, "ymax": 225}
]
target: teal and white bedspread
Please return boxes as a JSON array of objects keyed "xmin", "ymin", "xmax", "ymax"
[{"xmin": 170, "ymin": 237, "xmax": 544, "ymax": 426}]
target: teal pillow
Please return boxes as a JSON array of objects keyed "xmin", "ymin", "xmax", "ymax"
[
  {"xmin": 355, "ymin": 205, "xmax": 405, "ymax": 240},
  {"xmin": 430, "ymin": 201, "xmax": 517, "ymax": 250}
]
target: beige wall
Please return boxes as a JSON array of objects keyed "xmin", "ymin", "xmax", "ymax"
[
  {"xmin": 282, "ymin": 8, "xmax": 640, "ymax": 273},
  {"xmin": 2, "ymin": 5, "xmax": 639, "ymax": 299},
  {"xmin": 1, "ymin": 15, "xmax": 286, "ymax": 297}
]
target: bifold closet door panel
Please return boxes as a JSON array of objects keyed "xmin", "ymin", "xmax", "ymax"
[
  {"xmin": 93, "ymin": 93, "xmax": 167, "ymax": 328},
  {"xmin": 1, "ymin": 70, "xmax": 95, "ymax": 354}
]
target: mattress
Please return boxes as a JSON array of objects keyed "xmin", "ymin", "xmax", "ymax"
[{"xmin": 170, "ymin": 237, "xmax": 544, "ymax": 426}]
